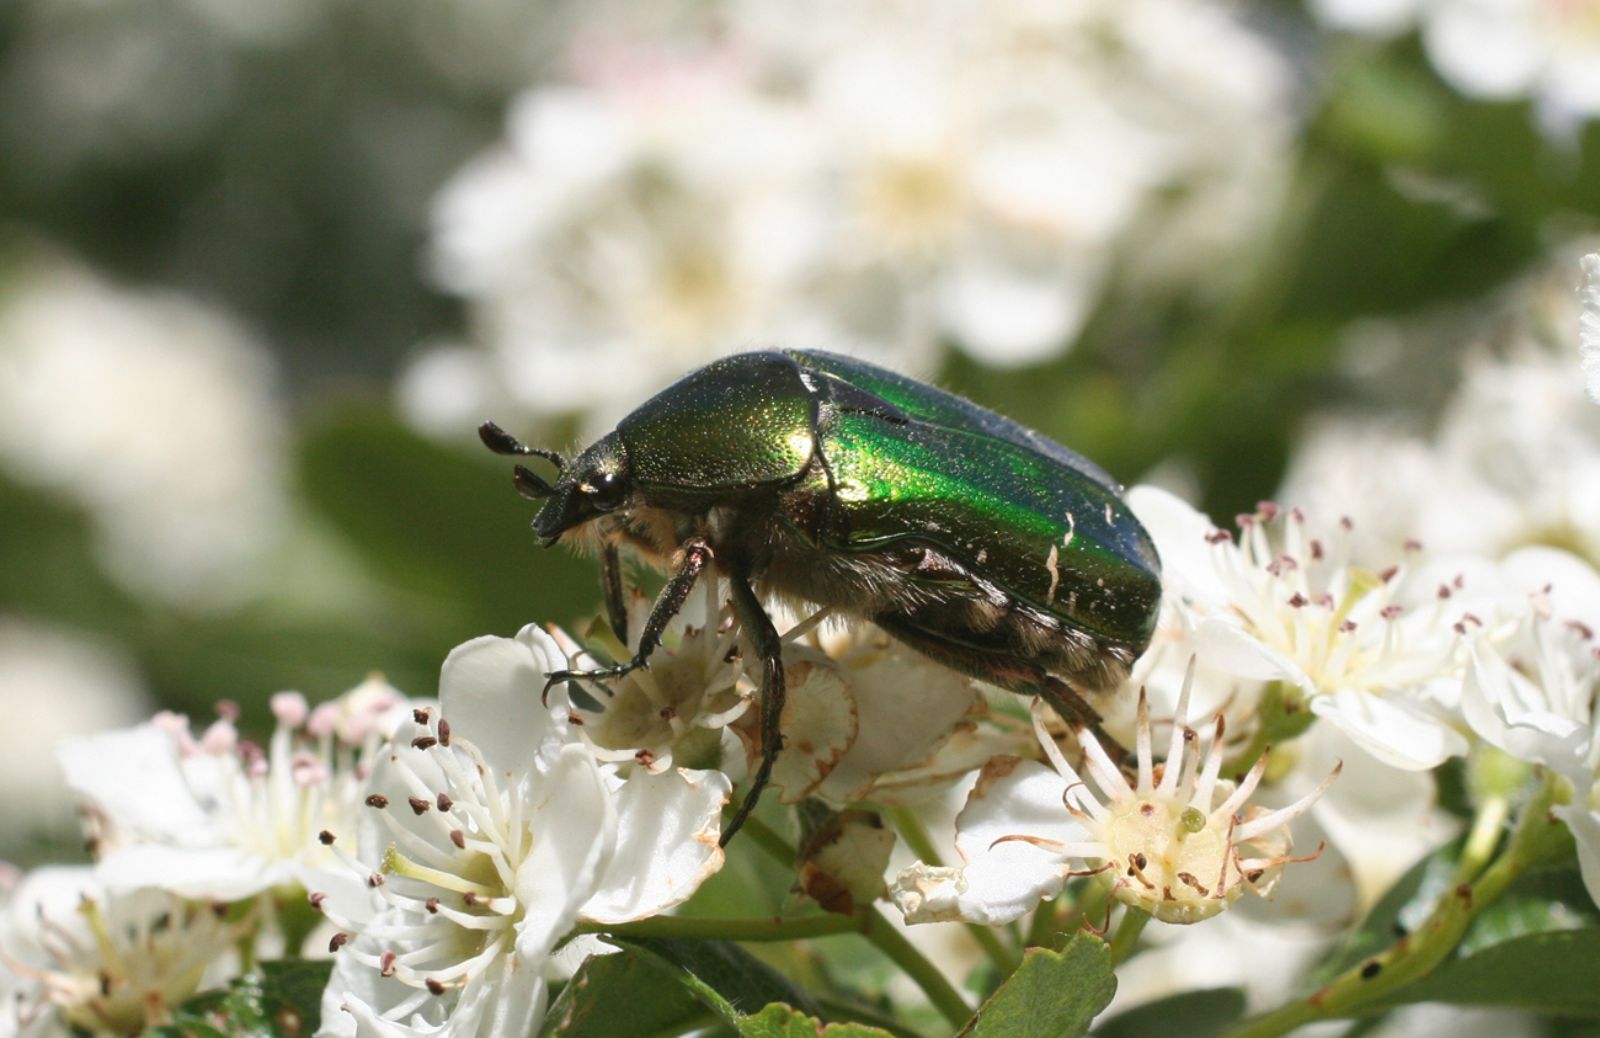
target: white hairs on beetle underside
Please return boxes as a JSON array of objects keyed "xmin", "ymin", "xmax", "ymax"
[{"xmin": 1582, "ymin": 254, "xmax": 1600, "ymax": 404}]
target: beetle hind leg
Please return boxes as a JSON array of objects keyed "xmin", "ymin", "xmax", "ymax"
[
  {"xmin": 722, "ymin": 569, "xmax": 784, "ymax": 847},
  {"xmin": 870, "ymin": 611, "xmax": 1133, "ymax": 767}
]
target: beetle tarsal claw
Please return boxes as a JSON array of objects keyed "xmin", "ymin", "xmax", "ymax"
[{"xmin": 541, "ymin": 661, "xmax": 648, "ymax": 703}]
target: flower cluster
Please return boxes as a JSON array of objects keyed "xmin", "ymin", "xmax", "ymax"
[{"xmin": 403, "ymin": 0, "xmax": 1296, "ymax": 435}]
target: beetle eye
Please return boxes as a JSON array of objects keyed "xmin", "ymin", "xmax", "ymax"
[{"xmin": 587, "ymin": 471, "xmax": 627, "ymax": 512}]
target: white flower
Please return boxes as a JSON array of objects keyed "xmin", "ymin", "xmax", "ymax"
[
  {"xmin": 0, "ymin": 866, "xmax": 242, "ymax": 1036},
  {"xmin": 316, "ymin": 625, "xmax": 728, "ymax": 1038},
  {"xmin": 1129, "ymin": 486, "xmax": 1475, "ymax": 770},
  {"xmin": 550, "ymin": 588, "xmax": 982, "ymax": 806},
  {"xmin": 0, "ymin": 619, "xmax": 152, "ymax": 852},
  {"xmin": 1463, "ymin": 590, "xmax": 1600, "ymax": 779},
  {"xmin": 0, "ymin": 258, "xmax": 288, "ymax": 609},
  {"xmin": 58, "ymin": 678, "xmax": 407, "ymax": 914},
  {"xmin": 550, "ymin": 581, "xmax": 752, "ymax": 776},
  {"xmin": 1460, "ymin": 578, "xmax": 1600, "ymax": 909},
  {"xmin": 1282, "ymin": 287, "xmax": 1600, "ymax": 566},
  {"xmin": 892, "ymin": 670, "xmax": 1337, "ymax": 926},
  {"xmin": 1582, "ymin": 253, "xmax": 1600, "ymax": 403}
]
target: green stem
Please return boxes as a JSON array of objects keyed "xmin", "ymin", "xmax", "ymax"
[
  {"xmin": 1108, "ymin": 907, "xmax": 1150, "ymax": 967},
  {"xmin": 888, "ymin": 805, "xmax": 1021, "ymax": 976},
  {"xmin": 862, "ymin": 905, "xmax": 974, "ymax": 1030},
  {"xmin": 741, "ymin": 813, "xmax": 975, "ymax": 1031},
  {"xmin": 1223, "ymin": 773, "xmax": 1569, "ymax": 1038},
  {"xmin": 1025, "ymin": 898, "xmax": 1062, "ymax": 951},
  {"xmin": 739, "ymin": 809, "xmax": 796, "ymax": 867},
  {"xmin": 1451, "ymin": 794, "xmax": 1509, "ymax": 886}
]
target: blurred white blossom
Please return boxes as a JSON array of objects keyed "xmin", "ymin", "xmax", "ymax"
[
  {"xmin": 1309, "ymin": 0, "xmax": 1600, "ymax": 130},
  {"xmin": 419, "ymin": 0, "xmax": 1294, "ymax": 433},
  {"xmin": 0, "ymin": 618, "xmax": 151, "ymax": 850},
  {"xmin": 1284, "ymin": 312, "xmax": 1600, "ymax": 566},
  {"xmin": 0, "ymin": 866, "xmax": 241, "ymax": 1036},
  {"xmin": 1128, "ymin": 486, "xmax": 1474, "ymax": 770},
  {"xmin": 58, "ymin": 677, "xmax": 409, "ymax": 918},
  {"xmin": 1582, "ymin": 252, "xmax": 1600, "ymax": 403},
  {"xmin": 318, "ymin": 625, "xmax": 728, "ymax": 1037},
  {"xmin": 0, "ymin": 259, "xmax": 289, "ymax": 610}
]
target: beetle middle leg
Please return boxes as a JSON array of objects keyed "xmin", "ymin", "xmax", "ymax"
[
  {"xmin": 543, "ymin": 537, "xmax": 712, "ymax": 696},
  {"xmin": 723, "ymin": 566, "xmax": 784, "ymax": 847},
  {"xmin": 600, "ymin": 542, "xmax": 629, "ymax": 645}
]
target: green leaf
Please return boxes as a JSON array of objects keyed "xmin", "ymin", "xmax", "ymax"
[
  {"xmin": 156, "ymin": 983, "xmax": 272, "ymax": 1038},
  {"xmin": 258, "ymin": 960, "xmax": 332, "ymax": 1034},
  {"xmin": 541, "ymin": 949, "xmax": 708, "ymax": 1037},
  {"xmin": 1458, "ymin": 864, "xmax": 1600, "ymax": 956},
  {"xmin": 957, "ymin": 936, "xmax": 1116, "ymax": 1038},
  {"xmin": 149, "ymin": 963, "xmax": 330, "ymax": 1038},
  {"xmin": 739, "ymin": 1004, "xmax": 896, "ymax": 1037},
  {"xmin": 620, "ymin": 936, "xmax": 825, "ymax": 1020},
  {"xmin": 1367, "ymin": 928, "xmax": 1600, "ymax": 1017},
  {"xmin": 1093, "ymin": 987, "xmax": 1246, "ymax": 1038},
  {"xmin": 1309, "ymin": 838, "xmax": 1462, "ymax": 987},
  {"xmin": 297, "ymin": 404, "xmax": 600, "ymax": 643}
]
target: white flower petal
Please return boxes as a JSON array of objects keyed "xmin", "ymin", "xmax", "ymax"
[
  {"xmin": 1192, "ymin": 617, "xmax": 1314, "ymax": 688},
  {"xmin": 438, "ymin": 632, "xmax": 568, "ymax": 783},
  {"xmin": 94, "ymin": 844, "xmax": 280, "ymax": 901},
  {"xmin": 771, "ymin": 664, "xmax": 857, "ymax": 802},
  {"xmin": 581, "ymin": 768, "xmax": 730, "ymax": 924},
  {"xmin": 1554, "ymin": 801, "xmax": 1600, "ymax": 911},
  {"xmin": 1422, "ymin": 1, "xmax": 1544, "ymax": 100},
  {"xmin": 1310, "ymin": 688, "xmax": 1466, "ymax": 770},
  {"xmin": 472, "ymin": 955, "xmax": 549, "ymax": 1038},
  {"xmin": 895, "ymin": 757, "xmax": 1088, "ymax": 925},
  {"xmin": 57, "ymin": 725, "xmax": 212, "ymax": 839},
  {"xmin": 513, "ymin": 745, "xmax": 615, "ymax": 963},
  {"xmin": 813, "ymin": 648, "xmax": 979, "ymax": 803},
  {"xmin": 1125, "ymin": 485, "xmax": 1230, "ymax": 610}
]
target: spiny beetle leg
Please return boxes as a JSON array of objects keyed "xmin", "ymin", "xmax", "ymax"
[
  {"xmin": 541, "ymin": 659, "xmax": 647, "ymax": 705},
  {"xmin": 541, "ymin": 538, "xmax": 712, "ymax": 705},
  {"xmin": 722, "ymin": 568, "xmax": 784, "ymax": 847},
  {"xmin": 1040, "ymin": 676, "xmax": 1133, "ymax": 772}
]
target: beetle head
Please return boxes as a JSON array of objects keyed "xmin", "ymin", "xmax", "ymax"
[
  {"xmin": 480, "ymin": 420, "xmax": 631, "ymax": 546},
  {"xmin": 528, "ymin": 433, "xmax": 631, "ymax": 547}
]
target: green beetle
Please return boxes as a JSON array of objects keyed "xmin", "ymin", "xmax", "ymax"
[{"xmin": 481, "ymin": 350, "xmax": 1161, "ymax": 843}]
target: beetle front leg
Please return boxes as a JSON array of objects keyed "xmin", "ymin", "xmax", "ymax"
[
  {"xmin": 722, "ymin": 569, "xmax": 784, "ymax": 847},
  {"xmin": 544, "ymin": 537, "xmax": 712, "ymax": 697},
  {"xmin": 600, "ymin": 542, "xmax": 629, "ymax": 645}
]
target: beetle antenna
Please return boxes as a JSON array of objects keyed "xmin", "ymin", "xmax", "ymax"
[
  {"xmin": 512, "ymin": 464, "xmax": 555, "ymax": 500},
  {"xmin": 478, "ymin": 421, "xmax": 567, "ymax": 470}
]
